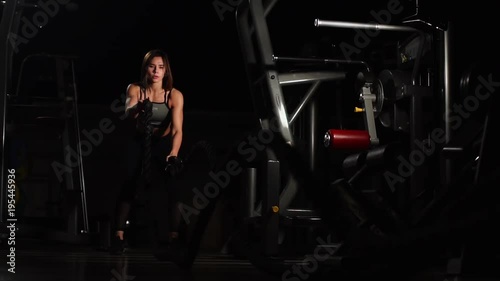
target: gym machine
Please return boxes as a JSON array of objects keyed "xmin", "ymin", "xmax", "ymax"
[{"xmin": 229, "ymin": 0, "xmax": 499, "ymax": 278}]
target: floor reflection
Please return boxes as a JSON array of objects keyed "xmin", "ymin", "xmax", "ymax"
[{"xmin": 1, "ymin": 238, "xmax": 279, "ymax": 281}]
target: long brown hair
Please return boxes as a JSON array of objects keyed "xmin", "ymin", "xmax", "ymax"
[{"xmin": 139, "ymin": 49, "xmax": 173, "ymax": 92}]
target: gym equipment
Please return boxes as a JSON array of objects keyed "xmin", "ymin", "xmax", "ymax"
[
  {"xmin": 0, "ymin": 53, "xmax": 90, "ymax": 243},
  {"xmin": 0, "ymin": 1, "xmax": 89, "ymax": 243},
  {"xmin": 323, "ymin": 129, "xmax": 371, "ymax": 150},
  {"xmin": 215, "ymin": 0, "xmax": 500, "ymax": 279},
  {"xmin": 0, "ymin": 0, "xmax": 21, "ymax": 224},
  {"xmin": 228, "ymin": 0, "xmax": 364, "ymax": 275}
]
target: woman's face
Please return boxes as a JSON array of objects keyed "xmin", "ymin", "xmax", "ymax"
[{"xmin": 147, "ymin": 56, "xmax": 165, "ymax": 83}]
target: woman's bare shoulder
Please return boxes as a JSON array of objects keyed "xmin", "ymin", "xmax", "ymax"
[
  {"xmin": 127, "ymin": 83, "xmax": 141, "ymax": 92},
  {"xmin": 170, "ymin": 87, "xmax": 183, "ymax": 95},
  {"xmin": 169, "ymin": 88, "xmax": 184, "ymax": 107},
  {"xmin": 170, "ymin": 88, "xmax": 184, "ymax": 100},
  {"xmin": 126, "ymin": 83, "xmax": 142, "ymax": 99}
]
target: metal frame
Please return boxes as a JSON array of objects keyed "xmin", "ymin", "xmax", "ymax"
[
  {"xmin": 0, "ymin": 0, "xmax": 23, "ymax": 223},
  {"xmin": 236, "ymin": 0, "xmax": 349, "ymax": 210},
  {"xmin": 0, "ymin": 2, "xmax": 90, "ymax": 238},
  {"xmin": 314, "ymin": 17, "xmax": 451, "ymax": 218},
  {"xmin": 236, "ymin": 0, "xmax": 350, "ymax": 255},
  {"xmin": 12, "ymin": 53, "xmax": 89, "ymax": 239},
  {"xmin": 236, "ymin": 0, "xmax": 453, "ymax": 256},
  {"xmin": 236, "ymin": 0, "xmax": 497, "ymax": 273}
]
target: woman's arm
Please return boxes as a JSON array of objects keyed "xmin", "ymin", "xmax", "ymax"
[
  {"xmin": 124, "ymin": 84, "xmax": 143, "ymax": 119},
  {"xmin": 166, "ymin": 88, "xmax": 184, "ymax": 159}
]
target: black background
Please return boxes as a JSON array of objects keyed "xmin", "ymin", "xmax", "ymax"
[{"xmin": 9, "ymin": 0, "xmax": 499, "ymax": 112}]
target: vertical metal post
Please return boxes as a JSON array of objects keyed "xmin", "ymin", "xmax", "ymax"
[
  {"xmin": 70, "ymin": 59, "xmax": 89, "ymax": 234},
  {"xmin": 307, "ymin": 98, "xmax": 317, "ymax": 172},
  {"xmin": 442, "ymin": 22, "xmax": 454, "ymax": 187},
  {"xmin": 241, "ymin": 167, "xmax": 257, "ymax": 218},
  {"xmin": 52, "ymin": 56, "xmax": 78, "ymax": 237},
  {"xmin": 262, "ymin": 158, "xmax": 279, "ymax": 256}
]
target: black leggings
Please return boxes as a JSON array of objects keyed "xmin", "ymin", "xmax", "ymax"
[{"xmin": 114, "ymin": 134, "xmax": 182, "ymax": 234}]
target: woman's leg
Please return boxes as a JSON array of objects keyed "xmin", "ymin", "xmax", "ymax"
[
  {"xmin": 114, "ymin": 182, "xmax": 136, "ymax": 240},
  {"xmin": 113, "ymin": 135, "xmax": 143, "ymax": 242}
]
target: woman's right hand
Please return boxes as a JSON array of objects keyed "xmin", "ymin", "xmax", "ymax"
[{"xmin": 136, "ymin": 99, "xmax": 146, "ymax": 113}]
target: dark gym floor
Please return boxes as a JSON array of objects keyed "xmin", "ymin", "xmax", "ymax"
[
  {"xmin": 1, "ymin": 237, "xmax": 277, "ymax": 281},
  {"xmin": 2, "ymin": 237, "xmax": 500, "ymax": 281}
]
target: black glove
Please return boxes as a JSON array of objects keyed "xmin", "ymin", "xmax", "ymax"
[
  {"xmin": 165, "ymin": 156, "xmax": 184, "ymax": 177},
  {"xmin": 137, "ymin": 99, "xmax": 153, "ymax": 128}
]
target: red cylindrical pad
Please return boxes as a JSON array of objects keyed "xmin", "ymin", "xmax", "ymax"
[{"xmin": 325, "ymin": 129, "xmax": 370, "ymax": 150}]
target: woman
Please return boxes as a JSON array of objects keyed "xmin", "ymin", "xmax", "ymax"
[{"xmin": 110, "ymin": 49, "xmax": 184, "ymax": 254}]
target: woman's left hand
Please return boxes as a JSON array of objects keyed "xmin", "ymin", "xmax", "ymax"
[{"xmin": 165, "ymin": 155, "xmax": 184, "ymax": 177}]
